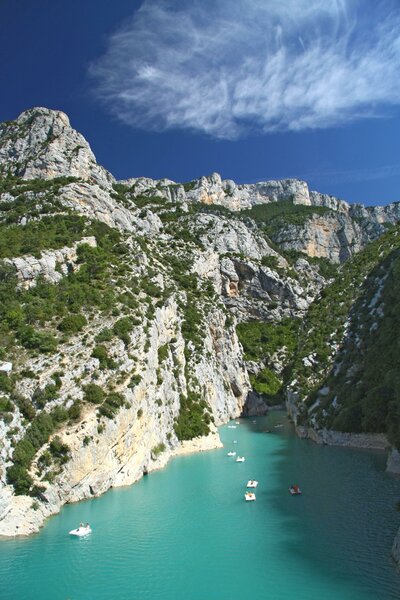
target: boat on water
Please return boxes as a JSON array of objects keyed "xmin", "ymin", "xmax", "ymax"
[
  {"xmin": 245, "ymin": 492, "xmax": 256, "ymax": 502},
  {"xmin": 235, "ymin": 421, "xmax": 240, "ymax": 425},
  {"xmin": 69, "ymin": 523, "xmax": 92, "ymax": 537},
  {"xmin": 247, "ymin": 480, "xmax": 258, "ymax": 488},
  {"xmin": 228, "ymin": 425, "xmax": 237, "ymax": 429},
  {"xmin": 227, "ymin": 451, "xmax": 236, "ymax": 456},
  {"xmin": 236, "ymin": 456, "xmax": 245, "ymax": 463},
  {"xmin": 233, "ymin": 440, "xmax": 238, "ymax": 444},
  {"xmin": 289, "ymin": 485, "xmax": 302, "ymax": 495}
]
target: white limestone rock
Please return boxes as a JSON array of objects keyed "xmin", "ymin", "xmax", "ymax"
[
  {"xmin": 193, "ymin": 213, "xmax": 280, "ymax": 261},
  {"xmin": 4, "ymin": 236, "xmax": 97, "ymax": 288},
  {"xmin": 58, "ymin": 182, "xmax": 162, "ymax": 234},
  {"xmin": 0, "ymin": 108, "xmax": 114, "ymax": 189}
]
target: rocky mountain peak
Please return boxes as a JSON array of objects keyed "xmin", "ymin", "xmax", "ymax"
[{"xmin": 0, "ymin": 107, "xmax": 114, "ymax": 189}]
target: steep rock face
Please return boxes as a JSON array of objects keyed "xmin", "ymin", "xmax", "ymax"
[
  {"xmin": 221, "ymin": 258, "xmax": 314, "ymax": 320},
  {"xmin": 58, "ymin": 182, "xmax": 162, "ymax": 234},
  {"xmin": 189, "ymin": 215, "xmax": 324, "ymax": 321},
  {"xmin": 272, "ymin": 212, "xmax": 368, "ymax": 263},
  {"xmin": 193, "ymin": 213, "xmax": 280, "ymax": 262},
  {"xmin": 0, "ymin": 299, "xmax": 249, "ymax": 537},
  {"xmin": 0, "ymin": 108, "xmax": 114, "ymax": 189}
]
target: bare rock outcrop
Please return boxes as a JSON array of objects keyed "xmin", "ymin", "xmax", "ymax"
[
  {"xmin": 5, "ymin": 237, "xmax": 97, "ymax": 288},
  {"xmin": 59, "ymin": 182, "xmax": 162, "ymax": 235},
  {"xmin": 0, "ymin": 107, "xmax": 114, "ymax": 189}
]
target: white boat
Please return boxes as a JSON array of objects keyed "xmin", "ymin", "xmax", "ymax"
[
  {"xmin": 69, "ymin": 524, "xmax": 92, "ymax": 537},
  {"xmin": 235, "ymin": 421, "xmax": 240, "ymax": 425},
  {"xmin": 233, "ymin": 440, "xmax": 238, "ymax": 444},
  {"xmin": 247, "ymin": 480, "xmax": 258, "ymax": 488},
  {"xmin": 227, "ymin": 451, "xmax": 236, "ymax": 456},
  {"xmin": 228, "ymin": 425, "xmax": 237, "ymax": 429},
  {"xmin": 245, "ymin": 492, "xmax": 256, "ymax": 502},
  {"xmin": 236, "ymin": 456, "xmax": 245, "ymax": 462}
]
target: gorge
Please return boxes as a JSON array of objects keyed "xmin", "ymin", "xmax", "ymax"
[{"xmin": 0, "ymin": 107, "xmax": 399, "ymax": 567}]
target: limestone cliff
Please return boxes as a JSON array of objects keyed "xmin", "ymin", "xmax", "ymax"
[
  {"xmin": 0, "ymin": 108, "xmax": 113, "ymax": 189},
  {"xmin": 0, "ymin": 107, "xmax": 398, "ymax": 546},
  {"xmin": 0, "ymin": 298, "xmax": 247, "ymax": 536}
]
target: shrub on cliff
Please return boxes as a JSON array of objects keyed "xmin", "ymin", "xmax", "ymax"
[
  {"xmin": 83, "ymin": 383, "xmax": 104, "ymax": 404},
  {"xmin": 57, "ymin": 314, "xmax": 87, "ymax": 333},
  {"xmin": 98, "ymin": 392, "xmax": 125, "ymax": 419},
  {"xmin": 91, "ymin": 345, "xmax": 116, "ymax": 369},
  {"xmin": 113, "ymin": 317, "xmax": 134, "ymax": 345},
  {"xmin": 6, "ymin": 464, "xmax": 33, "ymax": 496}
]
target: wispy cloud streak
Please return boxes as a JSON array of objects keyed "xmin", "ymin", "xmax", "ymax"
[{"xmin": 90, "ymin": 0, "xmax": 400, "ymax": 139}]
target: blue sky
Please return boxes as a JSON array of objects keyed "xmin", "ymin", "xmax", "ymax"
[{"xmin": 1, "ymin": 0, "xmax": 399, "ymax": 205}]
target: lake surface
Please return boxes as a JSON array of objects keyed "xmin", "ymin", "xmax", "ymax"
[{"xmin": 0, "ymin": 412, "xmax": 399, "ymax": 600}]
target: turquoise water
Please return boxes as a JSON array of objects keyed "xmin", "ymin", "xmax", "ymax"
[{"xmin": 0, "ymin": 413, "xmax": 399, "ymax": 600}]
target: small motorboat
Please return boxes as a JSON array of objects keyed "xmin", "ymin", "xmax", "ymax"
[
  {"xmin": 289, "ymin": 485, "xmax": 302, "ymax": 495},
  {"xmin": 233, "ymin": 440, "xmax": 238, "ymax": 444},
  {"xmin": 235, "ymin": 421, "xmax": 240, "ymax": 425},
  {"xmin": 228, "ymin": 425, "xmax": 237, "ymax": 429},
  {"xmin": 274, "ymin": 424, "xmax": 283, "ymax": 429},
  {"xmin": 247, "ymin": 480, "xmax": 258, "ymax": 488},
  {"xmin": 245, "ymin": 492, "xmax": 256, "ymax": 502},
  {"xmin": 227, "ymin": 451, "xmax": 236, "ymax": 456},
  {"xmin": 69, "ymin": 523, "xmax": 92, "ymax": 537},
  {"xmin": 236, "ymin": 456, "xmax": 245, "ymax": 463}
]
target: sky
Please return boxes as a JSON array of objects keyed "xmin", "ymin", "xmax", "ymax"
[{"xmin": 1, "ymin": 0, "xmax": 400, "ymax": 206}]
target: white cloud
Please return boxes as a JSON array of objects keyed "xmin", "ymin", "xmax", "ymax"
[{"xmin": 90, "ymin": 0, "xmax": 400, "ymax": 139}]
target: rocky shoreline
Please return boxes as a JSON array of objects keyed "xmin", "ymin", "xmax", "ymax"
[
  {"xmin": 172, "ymin": 432, "xmax": 223, "ymax": 456},
  {"xmin": 295, "ymin": 425, "xmax": 390, "ymax": 450},
  {"xmin": 0, "ymin": 430, "xmax": 224, "ymax": 539}
]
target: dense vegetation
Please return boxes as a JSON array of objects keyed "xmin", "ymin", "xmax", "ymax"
[
  {"xmin": 0, "ymin": 219, "xmax": 123, "ymax": 356},
  {"xmin": 309, "ymin": 250, "xmax": 400, "ymax": 446},
  {"xmin": 6, "ymin": 407, "xmax": 72, "ymax": 495},
  {"xmin": 240, "ymin": 197, "xmax": 331, "ymax": 239},
  {"xmin": 288, "ymin": 227, "xmax": 400, "ymax": 443},
  {"xmin": 236, "ymin": 319, "xmax": 298, "ymax": 404},
  {"xmin": 174, "ymin": 391, "xmax": 211, "ymax": 441}
]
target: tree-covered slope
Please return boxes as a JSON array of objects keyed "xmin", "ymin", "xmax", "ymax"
[{"xmin": 286, "ymin": 227, "xmax": 400, "ymax": 445}]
